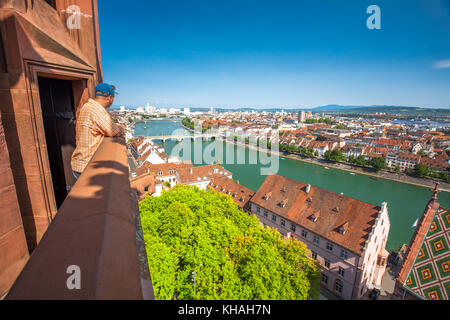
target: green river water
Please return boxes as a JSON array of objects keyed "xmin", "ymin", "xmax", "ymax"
[{"xmin": 134, "ymin": 120, "xmax": 450, "ymax": 251}]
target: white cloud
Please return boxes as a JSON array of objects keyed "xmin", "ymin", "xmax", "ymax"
[{"xmin": 434, "ymin": 59, "xmax": 450, "ymax": 69}]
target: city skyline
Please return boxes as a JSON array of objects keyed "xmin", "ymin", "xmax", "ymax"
[{"xmin": 99, "ymin": 0, "xmax": 450, "ymax": 109}]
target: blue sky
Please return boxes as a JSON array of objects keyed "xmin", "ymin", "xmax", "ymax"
[{"xmin": 98, "ymin": 0, "xmax": 450, "ymax": 109}]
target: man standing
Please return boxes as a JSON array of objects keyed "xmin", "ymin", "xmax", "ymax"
[{"xmin": 71, "ymin": 83, "xmax": 125, "ymax": 180}]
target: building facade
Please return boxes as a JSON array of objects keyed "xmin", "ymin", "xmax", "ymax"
[{"xmin": 249, "ymin": 174, "xmax": 390, "ymax": 300}]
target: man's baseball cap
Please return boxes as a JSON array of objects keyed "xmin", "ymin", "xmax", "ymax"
[{"xmin": 95, "ymin": 83, "xmax": 118, "ymax": 97}]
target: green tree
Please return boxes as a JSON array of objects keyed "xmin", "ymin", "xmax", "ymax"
[
  {"xmin": 316, "ymin": 136, "xmax": 327, "ymax": 142},
  {"xmin": 439, "ymin": 171, "xmax": 449, "ymax": 182},
  {"xmin": 139, "ymin": 186, "xmax": 320, "ymax": 300},
  {"xmin": 370, "ymin": 157, "xmax": 386, "ymax": 171},
  {"xmin": 418, "ymin": 150, "xmax": 428, "ymax": 158},
  {"xmin": 335, "ymin": 124, "xmax": 346, "ymax": 130},
  {"xmin": 414, "ymin": 164, "xmax": 429, "ymax": 178},
  {"xmin": 355, "ymin": 155, "xmax": 367, "ymax": 166},
  {"xmin": 395, "ymin": 166, "xmax": 401, "ymax": 174},
  {"xmin": 324, "ymin": 150, "xmax": 345, "ymax": 162}
]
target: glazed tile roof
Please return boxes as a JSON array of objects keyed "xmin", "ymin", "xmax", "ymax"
[
  {"xmin": 250, "ymin": 174, "xmax": 381, "ymax": 255},
  {"xmin": 400, "ymin": 206, "xmax": 450, "ymax": 300}
]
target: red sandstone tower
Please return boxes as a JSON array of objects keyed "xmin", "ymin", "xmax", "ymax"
[{"xmin": 0, "ymin": 0, "xmax": 103, "ymax": 297}]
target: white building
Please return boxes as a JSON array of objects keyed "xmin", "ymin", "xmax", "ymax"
[
  {"xmin": 145, "ymin": 103, "xmax": 156, "ymax": 114},
  {"xmin": 136, "ymin": 106, "xmax": 144, "ymax": 113}
]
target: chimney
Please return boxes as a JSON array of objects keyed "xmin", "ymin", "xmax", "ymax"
[{"xmin": 306, "ymin": 184, "xmax": 311, "ymax": 194}]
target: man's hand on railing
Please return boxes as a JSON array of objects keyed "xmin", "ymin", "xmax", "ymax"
[{"xmin": 130, "ymin": 173, "xmax": 156, "ymax": 201}]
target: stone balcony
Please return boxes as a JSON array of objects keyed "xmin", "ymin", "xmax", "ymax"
[{"xmin": 5, "ymin": 137, "xmax": 154, "ymax": 300}]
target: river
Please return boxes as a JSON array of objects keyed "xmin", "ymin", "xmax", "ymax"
[{"xmin": 134, "ymin": 120, "xmax": 450, "ymax": 251}]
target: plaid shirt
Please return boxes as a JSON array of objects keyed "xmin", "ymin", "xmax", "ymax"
[{"xmin": 71, "ymin": 99, "xmax": 124, "ymax": 173}]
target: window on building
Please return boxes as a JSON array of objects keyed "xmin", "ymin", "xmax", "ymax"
[
  {"xmin": 264, "ymin": 211, "xmax": 268, "ymax": 218},
  {"xmin": 321, "ymin": 273, "xmax": 328, "ymax": 284},
  {"xmin": 272, "ymin": 215, "xmax": 276, "ymax": 222},
  {"xmin": 313, "ymin": 235, "xmax": 319, "ymax": 245},
  {"xmin": 311, "ymin": 251, "xmax": 317, "ymax": 260},
  {"xmin": 324, "ymin": 259, "xmax": 330, "ymax": 269},
  {"xmin": 291, "ymin": 224, "xmax": 296, "ymax": 232},
  {"xmin": 158, "ymin": 171, "xmax": 163, "ymax": 176},
  {"xmin": 338, "ymin": 267, "xmax": 345, "ymax": 277},
  {"xmin": 302, "ymin": 230, "xmax": 307, "ymax": 238},
  {"xmin": 335, "ymin": 279, "xmax": 343, "ymax": 294},
  {"xmin": 326, "ymin": 242, "xmax": 334, "ymax": 251},
  {"xmin": 340, "ymin": 250, "xmax": 348, "ymax": 260},
  {"xmin": 281, "ymin": 219, "xmax": 286, "ymax": 227},
  {"xmin": 256, "ymin": 207, "xmax": 260, "ymax": 214}
]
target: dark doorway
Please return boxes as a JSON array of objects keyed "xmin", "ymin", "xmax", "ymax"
[{"xmin": 38, "ymin": 77, "xmax": 77, "ymax": 209}]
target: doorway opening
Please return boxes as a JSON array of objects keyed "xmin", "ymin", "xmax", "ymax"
[{"xmin": 38, "ymin": 77, "xmax": 77, "ymax": 209}]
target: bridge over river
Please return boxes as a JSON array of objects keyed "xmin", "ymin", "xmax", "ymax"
[{"xmin": 148, "ymin": 133, "xmax": 221, "ymax": 142}]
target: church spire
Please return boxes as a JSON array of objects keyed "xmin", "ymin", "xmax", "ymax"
[{"xmin": 431, "ymin": 182, "xmax": 441, "ymax": 201}]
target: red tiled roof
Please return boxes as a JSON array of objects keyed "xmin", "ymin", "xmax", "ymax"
[
  {"xmin": 208, "ymin": 176, "xmax": 255, "ymax": 209},
  {"xmin": 177, "ymin": 165, "xmax": 232, "ymax": 184},
  {"xmin": 135, "ymin": 161, "xmax": 193, "ymax": 177},
  {"xmin": 250, "ymin": 174, "xmax": 381, "ymax": 255}
]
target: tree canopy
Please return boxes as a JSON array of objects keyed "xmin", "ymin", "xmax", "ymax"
[
  {"xmin": 139, "ymin": 185, "xmax": 320, "ymax": 300},
  {"xmin": 370, "ymin": 157, "xmax": 386, "ymax": 171},
  {"xmin": 324, "ymin": 149, "xmax": 345, "ymax": 162}
]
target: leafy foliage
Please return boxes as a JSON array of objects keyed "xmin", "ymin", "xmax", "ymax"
[
  {"xmin": 139, "ymin": 185, "xmax": 320, "ymax": 300},
  {"xmin": 370, "ymin": 157, "xmax": 386, "ymax": 171},
  {"xmin": 324, "ymin": 150, "xmax": 345, "ymax": 162}
]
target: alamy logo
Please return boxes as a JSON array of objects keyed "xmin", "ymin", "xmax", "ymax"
[
  {"xmin": 366, "ymin": 5, "xmax": 381, "ymax": 30},
  {"xmin": 66, "ymin": 265, "xmax": 81, "ymax": 290},
  {"xmin": 66, "ymin": 5, "xmax": 81, "ymax": 30},
  {"xmin": 167, "ymin": 121, "xmax": 280, "ymax": 175}
]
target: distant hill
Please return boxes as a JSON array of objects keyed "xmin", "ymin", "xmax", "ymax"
[
  {"xmin": 109, "ymin": 104, "xmax": 450, "ymax": 116},
  {"xmin": 321, "ymin": 105, "xmax": 450, "ymax": 116}
]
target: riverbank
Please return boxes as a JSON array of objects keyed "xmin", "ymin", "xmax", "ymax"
[{"xmin": 221, "ymin": 139, "xmax": 450, "ymax": 192}]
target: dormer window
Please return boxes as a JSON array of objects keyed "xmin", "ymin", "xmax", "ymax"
[
  {"xmin": 279, "ymin": 199, "xmax": 289, "ymax": 208},
  {"xmin": 338, "ymin": 222, "xmax": 349, "ymax": 235},
  {"xmin": 310, "ymin": 211, "xmax": 320, "ymax": 222},
  {"xmin": 332, "ymin": 207, "xmax": 340, "ymax": 213},
  {"xmin": 306, "ymin": 198, "xmax": 312, "ymax": 203},
  {"xmin": 240, "ymin": 198, "xmax": 245, "ymax": 202},
  {"xmin": 158, "ymin": 171, "xmax": 163, "ymax": 176},
  {"xmin": 263, "ymin": 192, "xmax": 272, "ymax": 201}
]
